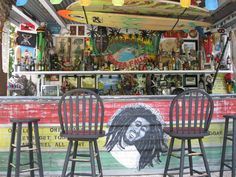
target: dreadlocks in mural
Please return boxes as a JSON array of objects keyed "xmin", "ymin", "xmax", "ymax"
[{"xmin": 105, "ymin": 103, "xmax": 167, "ymax": 170}]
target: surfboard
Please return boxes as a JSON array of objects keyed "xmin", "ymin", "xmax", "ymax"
[{"xmin": 58, "ymin": 0, "xmax": 211, "ymax": 31}]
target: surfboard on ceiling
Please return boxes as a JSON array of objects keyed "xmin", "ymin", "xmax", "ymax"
[{"xmin": 58, "ymin": 0, "xmax": 211, "ymax": 31}]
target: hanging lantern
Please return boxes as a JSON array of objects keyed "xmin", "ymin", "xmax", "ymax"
[
  {"xmin": 205, "ymin": 0, "xmax": 218, "ymax": 10},
  {"xmin": 50, "ymin": 0, "xmax": 63, "ymax": 4},
  {"xmin": 16, "ymin": 0, "xmax": 28, "ymax": 6},
  {"xmin": 180, "ymin": 0, "xmax": 191, "ymax": 8},
  {"xmin": 112, "ymin": 0, "xmax": 124, "ymax": 6},
  {"xmin": 79, "ymin": 0, "xmax": 91, "ymax": 6}
]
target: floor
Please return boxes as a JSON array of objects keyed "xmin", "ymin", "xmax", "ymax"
[{"xmin": 40, "ymin": 171, "xmax": 232, "ymax": 177}]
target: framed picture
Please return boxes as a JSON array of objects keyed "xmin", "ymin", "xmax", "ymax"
[
  {"xmin": 183, "ymin": 75, "xmax": 198, "ymax": 87},
  {"xmin": 61, "ymin": 76, "xmax": 78, "ymax": 93},
  {"xmin": 55, "ymin": 37, "xmax": 71, "ymax": 65},
  {"xmin": 68, "ymin": 25, "xmax": 86, "ymax": 36},
  {"xmin": 45, "ymin": 74, "xmax": 59, "ymax": 81},
  {"xmin": 182, "ymin": 40, "xmax": 198, "ymax": 55},
  {"xmin": 97, "ymin": 75, "xmax": 121, "ymax": 95},
  {"xmin": 41, "ymin": 85, "xmax": 59, "ymax": 96},
  {"xmin": 80, "ymin": 75, "xmax": 96, "ymax": 89}
]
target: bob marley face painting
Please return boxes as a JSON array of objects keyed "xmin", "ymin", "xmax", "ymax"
[{"xmin": 105, "ymin": 103, "xmax": 167, "ymax": 170}]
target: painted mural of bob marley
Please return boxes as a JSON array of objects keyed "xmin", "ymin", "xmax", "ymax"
[{"xmin": 105, "ymin": 103, "xmax": 167, "ymax": 170}]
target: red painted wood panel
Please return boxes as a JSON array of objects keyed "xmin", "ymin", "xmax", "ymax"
[{"xmin": 0, "ymin": 98, "xmax": 235, "ymax": 124}]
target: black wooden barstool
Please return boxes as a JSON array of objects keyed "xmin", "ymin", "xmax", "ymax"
[
  {"xmin": 58, "ymin": 89, "xmax": 105, "ymax": 177},
  {"xmin": 7, "ymin": 118, "xmax": 44, "ymax": 177},
  {"xmin": 220, "ymin": 114, "xmax": 236, "ymax": 177},
  {"xmin": 163, "ymin": 89, "xmax": 214, "ymax": 177}
]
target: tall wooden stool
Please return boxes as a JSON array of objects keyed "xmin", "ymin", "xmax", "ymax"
[
  {"xmin": 220, "ymin": 115, "xmax": 236, "ymax": 177},
  {"xmin": 7, "ymin": 118, "xmax": 44, "ymax": 177}
]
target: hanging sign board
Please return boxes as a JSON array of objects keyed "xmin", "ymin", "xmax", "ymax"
[{"xmin": 16, "ymin": 31, "xmax": 36, "ymax": 48}]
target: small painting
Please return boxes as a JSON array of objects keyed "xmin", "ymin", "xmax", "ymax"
[
  {"xmin": 61, "ymin": 76, "xmax": 78, "ymax": 93},
  {"xmin": 78, "ymin": 26, "xmax": 85, "ymax": 36},
  {"xmin": 45, "ymin": 75, "xmax": 59, "ymax": 81},
  {"xmin": 98, "ymin": 75, "xmax": 121, "ymax": 95},
  {"xmin": 41, "ymin": 85, "xmax": 59, "ymax": 96},
  {"xmin": 80, "ymin": 76, "xmax": 96, "ymax": 89},
  {"xmin": 182, "ymin": 40, "xmax": 198, "ymax": 55},
  {"xmin": 183, "ymin": 75, "xmax": 198, "ymax": 87}
]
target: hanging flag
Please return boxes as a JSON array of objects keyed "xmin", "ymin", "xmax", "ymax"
[
  {"xmin": 16, "ymin": 31, "xmax": 37, "ymax": 48},
  {"xmin": 16, "ymin": 0, "xmax": 28, "ymax": 6}
]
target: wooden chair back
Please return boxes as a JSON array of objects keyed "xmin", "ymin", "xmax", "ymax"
[
  {"xmin": 58, "ymin": 89, "xmax": 104, "ymax": 137},
  {"xmin": 169, "ymin": 89, "xmax": 214, "ymax": 133}
]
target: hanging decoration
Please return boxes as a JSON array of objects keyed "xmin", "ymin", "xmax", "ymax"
[
  {"xmin": 205, "ymin": 0, "xmax": 218, "ymax": 11},
  {"xmin": 50, "ymin": 0, "xmax": 63, "ymax": 4},
  {"xmin": 79, "ymin": 0, "xmax": 91, "ymax": 6},
  {"xmin": 112, "ymin": 0, "xmax": 124, "ymax": 6},
  {"xmin": 16, "ymin": 0, "xmax": 28, "ymax": 6},
  {"xmin": 180, "ymin": 0, "xmax": 191, "ymax": 8}
]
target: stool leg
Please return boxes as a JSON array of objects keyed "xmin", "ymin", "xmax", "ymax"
[
  {"xmin": 89, "ymin": 140, "xmax": 96, "ymax": 177},
  {"xmin": 7, "ymin": 123, "xmax": 16, "ymax": 177},
  {"xmin": 188, "ymin": 139, "xmax": 193, "ymax": 175},
  {"xmin": 163, "ymin": 137, "xmax": 175, "ymax": 177},
  {"xmin": 62, "ymin": 140, "xmax": 73, "ymax": 177},
  {"xmin": 33, "ymin": 122, "xmax": 44, "ymax": 177},
  {"xmin": 220, "ymin": 118, "xmax": 229, "ymax": 177},
  {"xmin": 94, "ymin": 140, "xmax": 103, "ymax": 177},
  {"xmin": 15, "ymin": 123, "xmax": 22, "ymax": 177},
  {"xmin": 28, "ymin": 122, "xmax": 35, "ymax": 177},
  {"xmin": 199, "ymin": 138, "xmax": 211, "ymax": 177},
  {"xmin": 232, "ymin": 119, "xmax": 236, "ymax": 177},
  {"xmin": 179, "ymin": 139, "xmax": 186, "ymax": 177},
  {"xmin": 70, "ymin": 141, "xmax": 78, "ymax": 177}
]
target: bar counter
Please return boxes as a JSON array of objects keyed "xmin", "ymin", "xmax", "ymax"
[{"xmin": 0, "ymin": 94, "xmax": 235, "ymax": 175}]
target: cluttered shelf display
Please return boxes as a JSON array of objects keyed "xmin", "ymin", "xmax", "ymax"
[{"xmin": 12, "ymin": 24, "xmax": 234, "ymax": 96}]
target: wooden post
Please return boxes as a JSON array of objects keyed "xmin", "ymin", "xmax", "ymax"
[{"xmin": 0, "ymin": 24, "xmax": 7, "ymax": 95}]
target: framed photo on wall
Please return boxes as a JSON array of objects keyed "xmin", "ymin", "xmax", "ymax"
[
  {"xmin": 183, "ymin": 75, "xmax": 198, "ymax": 87},
  {"xmin": 80, "ymin": 75, "xmax": 96, "ymax": 89},
  {"xmin": 61, "ymin": 76, "xmax": 78, "ymax": 93},
  {"xmin": 182, "ymin": 40, "xmax": 198, "ymax": 55}
]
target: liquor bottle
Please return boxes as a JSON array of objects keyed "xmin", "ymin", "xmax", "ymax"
[
  {"xmin": 30, "ymin": 60, "xmax": 35, "ymax": 71},
  {"xmin": 38, "ymin": 61, "xmax": 42, "ymax": 71},
  {"xmin": 198, "ymin": 75, "xmax": 205, "ymax": 90},
  {"xmin": 41, "ymin": 61, "xmax": 45, "ymax": 71},
  {"xmin": 227, "ymin": 56, "xmax": 232, "ymax": 70}
]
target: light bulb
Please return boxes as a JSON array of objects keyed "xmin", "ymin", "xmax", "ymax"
[
  {"xmin": 180, "ymin": 0, "xmax": 191, "ymax": 8},
  {"xmin": 205, "ymin": 0, "xmax": 218, "ymax": 11},
  {"xmin": 112, "ymin": 0, "xmax": 124, "ymax": 6},
  {"xmin": 79, "ymin": 0, "xmax": 91, "ymax": 6},
  {"xmin": 50, "ymin": 0, "xmax": 63, "ymax": 4}
]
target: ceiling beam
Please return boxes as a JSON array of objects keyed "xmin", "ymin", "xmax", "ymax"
[
  {"xmin": 38, "ymin": 0, "xmax": 66, "ymax": 28},
  {"xmin": 11, "ymin": 5, "xmax": 39, "ymax": 28}
]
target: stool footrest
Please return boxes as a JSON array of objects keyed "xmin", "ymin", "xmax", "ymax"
[
  {"xmin": 188, "ymin": 152, "xmax": 202, "ymax": 156},
  {"xmin": 224, "ymin": 163, "xmax": 232, "ymax": 170},
  {"xmin": 192, "ymin": 169, "xmax": 207, "ymax": 175},
  {"xmin": 70, "ymin": 157, "xmax": 90, "ymax": 162},
  {"xmin": 20, "ymin": 167, "xmax": 39, "ymax": 173},
  {"xmin": 12, "ymin": 143, "xmax": 36, "ymax": 149},
  {"xmin": 66, "ymin": 172, "xmax": 101, "ymax": 177},
  {"xmin": 226, "ymin": 136, "xmax": 233, "ymax": 141}
]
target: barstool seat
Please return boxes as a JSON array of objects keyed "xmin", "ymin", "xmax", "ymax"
[
  {"xmin": 7, "ymin": 118, "xmax": 44, "ymax": 177},
  {"xmin": 220, "ymin": 114, "xmax": 236, "ymax": 177}
]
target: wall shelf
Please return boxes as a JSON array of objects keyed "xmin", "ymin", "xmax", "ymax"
[{"xmin": 12, "ymin": 70, "xmax": 233, "ymax": 76}]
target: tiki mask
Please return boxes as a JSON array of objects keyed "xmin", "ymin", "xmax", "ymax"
[{"xmin": 203, "ymin": 34, "xmax": 213, "ymax": 63}]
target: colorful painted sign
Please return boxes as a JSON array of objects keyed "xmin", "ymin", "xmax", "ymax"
[{"xmin": 106, "ymin": 34, "xmax": 155, "ymax": 69}]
